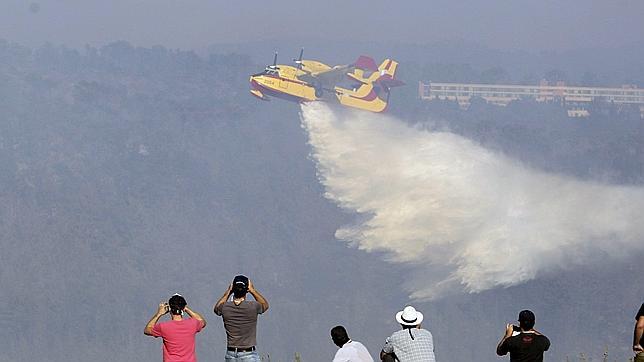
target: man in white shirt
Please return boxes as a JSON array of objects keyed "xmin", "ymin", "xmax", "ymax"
[{"xmin": 331, "ymin": 325, "xmax": 374, "ymax": 362}]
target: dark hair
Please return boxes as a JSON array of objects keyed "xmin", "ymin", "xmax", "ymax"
[
  {"xmin": 232, "ymin": 275, "xmax": 249, "ymax": 299},
  {"xmin": 518, "ymin": 310, "xmax": 535, "ymax": 330},
  {"xmin": 330, "ymin": 326, "xmax": 350, "ymax": 347},
  {"xmin": 168, "ymin": 295, "xmax": 186, "ymax": 316}
]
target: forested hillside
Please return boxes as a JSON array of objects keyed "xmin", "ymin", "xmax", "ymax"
[{"xmin": 0, "ymin": 40, "xmax": 642, "ymax": 361}]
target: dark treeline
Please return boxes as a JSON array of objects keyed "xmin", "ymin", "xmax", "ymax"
[{"xmin": 0, "ymin": 40, "xmax": 642, "ymax": 361}]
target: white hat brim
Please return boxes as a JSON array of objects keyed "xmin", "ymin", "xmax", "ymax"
[{"xmin": 395, "ymin": 310, "xmax": 424, "ymax": 326}]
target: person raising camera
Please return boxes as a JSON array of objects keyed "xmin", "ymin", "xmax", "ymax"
[
  {"xmin": 144, "ymin": 293, "xmax": 207, "ymax": 362},
  {"xmin": 214, "ymin": 275, "xmax": 269, "ymax": 362},
  {"xmin": 496, "ymin": 310, "xmax": 550, "ymax": 362}
]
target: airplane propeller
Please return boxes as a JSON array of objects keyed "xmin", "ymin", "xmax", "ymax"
[
  {"xmin": 265, "ymin": 51, "xmax": 279, "ymax": 71},
  {"xmin": 293, "ymin": 48, "xmax": 304, "ymax": 69}
]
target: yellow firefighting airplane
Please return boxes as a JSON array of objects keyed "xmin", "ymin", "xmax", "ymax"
[{"xmin": 249, "ymin": 49, "xmax": 403, "ymax": 113}]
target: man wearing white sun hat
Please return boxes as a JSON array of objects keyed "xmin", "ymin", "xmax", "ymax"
[{"xmin": 380, "ymin": 306, "xmax": 436, "ymax": 362}]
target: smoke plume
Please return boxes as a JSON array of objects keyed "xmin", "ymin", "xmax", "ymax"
[{"xmin": 300, "ymin": 102, "xmax": 644, "ymax": 299}]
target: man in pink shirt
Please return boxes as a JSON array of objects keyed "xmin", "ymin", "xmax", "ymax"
[{"xmin": 145, "ymin": 294, "xmax": 207, "ymax": 362}]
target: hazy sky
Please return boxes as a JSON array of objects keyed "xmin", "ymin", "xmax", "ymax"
[{"xmin": 2, "ymin": 0, "xmax": 643, "ymax": 51}]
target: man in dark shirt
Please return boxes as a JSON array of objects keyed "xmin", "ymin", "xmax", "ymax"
[
  {"xmin": 214, "ymin": 275, "xmax": 269, "ymax": 362},
  {"xmin": 634, "ymin": 303, "xmax": 644, "ymax": 362},
  {"xmin": 497, "ymin": 310, "xmax": 550, "ymax": 362}
]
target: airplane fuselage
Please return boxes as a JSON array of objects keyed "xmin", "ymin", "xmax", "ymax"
[{"xmin": 249, "ymin": 65, "xmax": 318, "ymax": 103}]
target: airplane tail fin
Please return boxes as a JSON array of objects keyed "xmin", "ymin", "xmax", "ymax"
[
  {"xmin": 378, "ymin": 59, "xmax": 398, "ymax": 77},
  {"xmin": 335, "ymin": 57, "xmax": 404, "ymax": 112},
  {"xmin": 353, "ymin": 55, "xmax": 378, "ymax": 72},
  {"xmin": 375, "ymin": 59, "xmax": 405, "ymax": 88}
]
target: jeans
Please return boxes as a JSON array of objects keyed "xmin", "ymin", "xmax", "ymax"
[{"xmin": 225, "ymin": 350, "xmax": 261, "ymax": 362}]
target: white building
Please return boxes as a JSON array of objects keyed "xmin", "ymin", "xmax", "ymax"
[{"xmin": 418, "ymin": 81, "xmax": 644, "ymax": 118}]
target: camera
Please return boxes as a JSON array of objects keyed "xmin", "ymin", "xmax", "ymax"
[{"xmin": 512, "ymin": 325, "xmax": 521, "ymax": 332}]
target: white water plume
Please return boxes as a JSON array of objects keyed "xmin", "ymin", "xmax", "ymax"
[{"xmin": 300, "ymin": 102, "xmax": 644, "ymax": 299}]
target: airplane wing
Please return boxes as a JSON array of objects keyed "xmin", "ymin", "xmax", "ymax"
[
  {"xmin": 299, "ymin": 56, "xmax": 379, "ymax": 87},
  {"xmin": 299, "ymin": 65, "xmax": 352, "ymax": 87},
  {"xmin": 299, "ymin": 60, "xmax": 331, "ymax": 74}
]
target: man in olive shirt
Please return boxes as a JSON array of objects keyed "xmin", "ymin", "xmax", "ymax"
[
  {"xmin": 214, "ymin": 275, "xmax": 269, "ymax": 362},
  {"xmin": 634, "ymin": 303, "xmax": 644, "ymax": 362}
]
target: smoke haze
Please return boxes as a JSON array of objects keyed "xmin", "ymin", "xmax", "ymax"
[
  {"xmin": 3, "ymin": 0, "xmax": 644, "ymax": 51},
  {"xmin": 301, "ymin": 103, "xmax": 644, "ymax": 299},
  {"xmin": 1, "ymin": 39, "xmax": 643, "ymax": 361}
]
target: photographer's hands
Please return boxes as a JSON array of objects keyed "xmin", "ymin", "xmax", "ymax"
[
  {"xmin": 214, "ymin": 283, "xmax": 233, "ymax": 315},
  {"xmin": 157, "ymin": 302, "xmax": 169, "ymax": 316},
  {"xmin": 213, "ymin": 278, "xmax": 269, "ymax": 314},
  {"xmin": 144, "ymin": 302, "xmax": 168, "ymax": 336},
  {"xmin": 247, "ymin": 279, "xmax": 269, "ymax": 312},
  {"xmin": 496, "ymin": 323, "xmax": 514, "ymax": 356}
]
